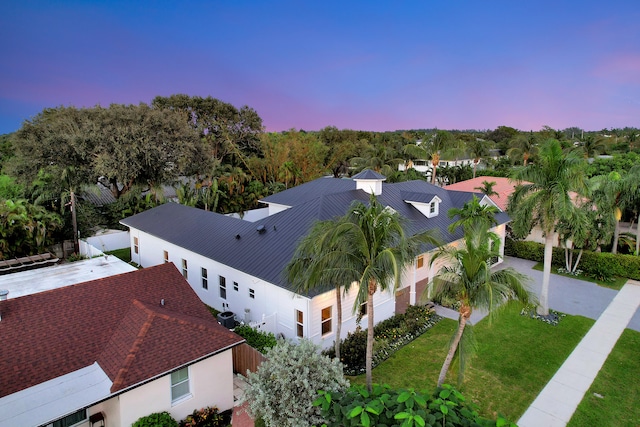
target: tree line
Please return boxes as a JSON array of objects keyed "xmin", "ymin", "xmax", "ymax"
[{"xmin": 0, "ymin": 94, "xmax": 639, "ymax": 259}]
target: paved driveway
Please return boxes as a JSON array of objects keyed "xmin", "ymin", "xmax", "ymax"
[
  {"xmin": 500, "ymin": 257, "xmax": 640, "ymax": 332},
  {"xmin": 437, "ymin": 257, "xmax": 640, "ymax": 332}
]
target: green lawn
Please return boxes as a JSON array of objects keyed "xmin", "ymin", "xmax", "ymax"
[
  {"xmin": 532, "ymin": 262, "xmax": 627, "ymax": 290},
  {"xmin": 568, "ymin": 328, "xmax": 640, "ymax": 427},
  {"xmin": 105, "ymin": 248, "xmax": 131, "ymax": 262},
  {"xmin": 350, "ymin": 303, "xmax": 594, "ymax": 421}
]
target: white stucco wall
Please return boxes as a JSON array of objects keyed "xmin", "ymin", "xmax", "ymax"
[{"xmin": 88, "ymin": 351, "xmax": 234, "ymax": 427}]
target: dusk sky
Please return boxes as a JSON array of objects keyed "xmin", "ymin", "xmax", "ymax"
[{"xmin": 1, "ymin": 1, "xmax": 639, "ymax": 135}]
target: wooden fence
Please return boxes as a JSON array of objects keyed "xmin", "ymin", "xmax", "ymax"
[{"xmin": 233, "ymin": 343, "xmax": 266, "ymax": 375}]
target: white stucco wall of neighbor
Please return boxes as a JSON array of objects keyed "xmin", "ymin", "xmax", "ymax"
[{"xmin": 88, "ymin": 352, "xmax": 233, "ymax": 427}]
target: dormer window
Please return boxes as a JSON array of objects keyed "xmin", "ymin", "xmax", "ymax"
[{"xmin": 403, "ymin": 193, "xmax": 441, "ymax": 219}]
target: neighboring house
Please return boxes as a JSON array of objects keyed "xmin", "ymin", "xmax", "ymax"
[
  {"xmin": 445, "ymin": 176, "xmax": 516, "ymax": 212},
  {"xmin": 445, "ymin": 176, "xmax": 581, "ymax": 246},
  {"xmin": 0, "ymin": 263, "xmax": 244, "ymax": 427},
  {"xmin": 121, "ymin": 170, "xmax": 509, "ymax": 350}
]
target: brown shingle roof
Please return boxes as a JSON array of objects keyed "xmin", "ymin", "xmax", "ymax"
[{"xmin": 0, "ymin": 263, "xmax": 243, "ymax": 398}]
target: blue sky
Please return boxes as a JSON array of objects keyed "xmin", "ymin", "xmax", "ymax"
[{"xmin": 1, "ymin": 1, "xmax": 639, "ymax": 135}]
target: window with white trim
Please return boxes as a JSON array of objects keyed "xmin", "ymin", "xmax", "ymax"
[
  {"xmin": 321, "ymin": 306, "xmax": 332, "ymax": 335},
  {"xmin": 163, "ymin": 250, "xmax": 169, "ymax": 263},
  {"xmin": 417, "ymin": 255, "xmax": 424, "ymax": 269},
  {"xmin": 429, "ymin": 201, "xmax": 436, "ymax": 214},
  {"xmin": 295, "ymin": 309, "xmax": 304, "ymax": 337},
  {"xmin": 249, "ymin": 288, "xmax": 255, "ymax": 299},
  {"xmin": 133, "ymin": 236, "xmax": 139, "ymax": 254},
  {"xmin": 47, "ymin": 408, "xmax": 87, "ymax": 427},
  {"xmin": 233, "ymin": 281, "xmax": 239, "ymax": 291},
  {"xmin": 201, "ymin": 268, "xmax": 208, "ymax": 290},
  {"xmin": 181, "ymin": 259, "xmax": 188, "ymax": 279},
  {"xmin": 219, "ymin": 275, "xmax": 227, "ymax": 299},
  {"xmin": 171, "ymin": 367, "xmax": 191, "ymax": 403}
]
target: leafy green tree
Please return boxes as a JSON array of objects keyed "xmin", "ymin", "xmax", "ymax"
[
  {"xmin": 239, "ymin": 339, "xmax": 348, "ymax": 427},
  {"xmin": 509, "ymin": 139, "xmax": 588, "ymax": 315},
  {"xmin": 322, "ymin": 194, "xmax": 439, "ymax": 391},
  {"xmin": 9, "ymin": 104, "xmax": 204, "ymax": 200},
  {"xmin": 429, "ymin": 221, "xmax": 533, "ymax": 386},
  {"xmin": 0, "ymin": 199, "xmax": 62, "ymax": 259}
]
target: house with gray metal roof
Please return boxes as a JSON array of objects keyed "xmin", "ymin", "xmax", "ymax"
[{"xmin": 120, "ymin": 170, "xmax": 509, "ymax": 349}]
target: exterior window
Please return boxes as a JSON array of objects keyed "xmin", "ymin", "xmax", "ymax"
[
  {"xmin": 321, "ymin": 306, "xmax": 332, "ymax": 335},
  {"xmin": 181, "ymin": 259, "xmax": 188, "ymax": 279},
  {"xmin": 359, "ymin": 302, "xmax": 367, "ymax": 317},
  {"xmin": 417, "ymin": 255, "xmax": 424, "ymax": 269},
  {"xmin": 219, "ymin": 275, "xmax": 227, "ymax": 299},
  {"xmin": 49, "ymin": 409, "xmax": 87, "ymax": 427},
  {"xmin": 133, "ymin": 237, "xmax": 139, "ymax": 254},
  {"xmin": 429, "ymin": 202, "xmax": 436, "ymax": 214},
  {"xmin": 233, "ymin": 281, "xmax": 239, "ymax": 291},
  {"xmin": 249, "ymin": 288, "xmax": 255, "ymax": 299},
  {"xmin": 295, "ymin": 310, "xmax": 304, "ymax": 337},
  {"xmin": 201, "ymin": 268, "xmax": 208, "ymax": 290},
  {"xmin": 171, "ymin": 367, "xmax": 190, "ymax": 403},
  {"xmin": 163, "ymin": 250, "xmax": 169, "ymax": 263}
]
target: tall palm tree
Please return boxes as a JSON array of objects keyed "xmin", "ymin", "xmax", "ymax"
[
  {"xmin": 286, "ymin": 218, "xmax": 354, "ymax": 361},
  {"xmin": 428, "ymin": 130, "xmax": 452, "ymax": 185},
  {"xmin": 509, "ymin": 139, "xmax": 588, "ymax": 315},
  {"xmin": 507, "ymin": 132, "xmax": 538, "ymax": 166},
  {"xmin": 447, "ymin": 195, "xmax": 499, "ymax": 234},
  {"xmin": 429, "ymin": 221, "xmax": 533, "ymax": 387},
  {"xmin": 466, "ymin": 139, "xmax": 490, "ymax": 179},
  {"xmin": 305, "ymin": 194, "xmax": 439, "ymax": 392}
]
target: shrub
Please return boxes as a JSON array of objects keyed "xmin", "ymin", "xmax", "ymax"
[
  {"xmin": 179, "ymin": 406, "xmax": 230, "ymax": 427},
  {"xmin": 239, "ymin": 339, "xmax": 349, "ymax": 427},
  {"xmin": 315, "ymin": 383, "xmax": 515, "ymax": 427},
  {"xmin": 133, "ymin": 412, "xmax": 178, "ymax": 427},
  {"xmin": 325, "ymin": 305, "xmax": 440, "ymax": 375},
  {"xmin": 505, "ymin": 237, "xmax": 640, "ymax": 280},
  {"xmin": 232, "ymin": 324, "xmax": 277, "ymax": 354}
]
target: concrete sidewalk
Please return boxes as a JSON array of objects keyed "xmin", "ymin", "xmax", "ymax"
[{"xmin": 517, "ymin": 280, "xmax": 640, "ymax": 427}]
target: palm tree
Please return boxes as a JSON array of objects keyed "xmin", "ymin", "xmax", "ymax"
[
  {"xmin": 302, "ymin": 194, "xmax": 439, "ymax": 392},
  {"xmin": 509, "ymin": 139, "xmax": 588, "ymax": 315},
  {"xmin": 474, "ymin": 180, "xmax": 498, "ymax": 197},
  {"xmin": 466, "ymin": 139, "xmax": 490, "ymax": 179},
  {"xmin": 507, "ymin": 132, "xmax": 538, "ymax": 166},
  {"xmin": 429, "ymin": 221, "xmax": 533, "ymax": 387},
  {"xmin": 428, "ymin": 130, "xmax": 452, "ymax": 185},
  {"xmin": 448, "ymin": 195, "xmax": 498, "ymax": 234},
  {"xmin": 286, "ymin": 218, "xmax": 355, "ymax": 361}
]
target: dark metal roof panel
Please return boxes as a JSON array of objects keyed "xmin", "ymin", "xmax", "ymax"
[{"xmin": 121, "ymin": 180, "xmax": 511, "ymax": 297}]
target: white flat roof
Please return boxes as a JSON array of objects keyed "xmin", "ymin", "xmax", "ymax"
[
  {"xmin": 0, "ymin": 255, "xmax": 137, "ymax": 298},
  {"xmin": 0, "ymin": 362, "xmax": 112, "ymax": 427}
]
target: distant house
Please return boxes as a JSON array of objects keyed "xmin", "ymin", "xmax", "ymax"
[
  {"xmin": 0, "ymin": 263, "xmax": 244, "ymax": 427},
  {"xmin": 445, "ymin": 176, "xmax": 515, "ymax": 212},
  {"xmin": 445, "ymin": 176, "xmax": 580, "ymax": 246},
  {"xmin": 121, "ymin": 170, "xmax": 509, "ymax": 350}
]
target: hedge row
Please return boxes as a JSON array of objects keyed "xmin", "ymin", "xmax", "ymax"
[{"xmin": 505, "ymin": 238, "xmax": 640, "ymax": 281}]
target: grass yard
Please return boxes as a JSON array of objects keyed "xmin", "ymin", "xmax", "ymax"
[
  {"xmin": 532, "ymin": 262, "xmax": 627, "ymax": 290},
  {"xmin": 350, "ymin": 302, "xmax": 594, "ymax": 422},
  {"xmin": 105, "ymin": 248, "xmax": 131, "ymax": 262},
  {"xmin": 568, "ymin": 328, "xmax": 640, "ymax": 427}
]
